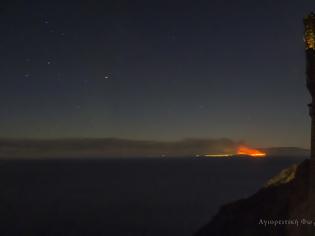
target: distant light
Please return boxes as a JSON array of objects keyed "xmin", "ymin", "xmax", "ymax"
[
  {"xmin": 204, "ymin": 154, "xmax": 233, "ymax": 157},
  {"xmin": 237, "ymin": 145, "xmax": 266, "ymax": 158},
  {"xmin": 249, "ymin": 153, "xmax": 266, "ymax": 157}
]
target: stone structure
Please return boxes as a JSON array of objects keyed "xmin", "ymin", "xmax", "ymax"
[{"xmin": 304, "ymin": 12, "xmax": 315, "ymax": 235}]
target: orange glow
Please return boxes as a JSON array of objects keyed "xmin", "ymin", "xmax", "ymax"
[{"xmin": 237, "ymin": 145, "xmax": 266, "ymax": 158}]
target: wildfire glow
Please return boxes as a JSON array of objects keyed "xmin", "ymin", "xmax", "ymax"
[{"xmin": 237, "ymin": 145, "xmax": 266, "ymax": 158}]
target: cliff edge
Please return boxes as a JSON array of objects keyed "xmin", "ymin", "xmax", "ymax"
[{"xmin": 195, "ymin": 159, "xmax": 310, "ymax": 236}]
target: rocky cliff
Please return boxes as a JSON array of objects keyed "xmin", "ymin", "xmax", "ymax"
[{"xmin": 195, "ymin": 159, "xmax": 310, "ymax": 236}]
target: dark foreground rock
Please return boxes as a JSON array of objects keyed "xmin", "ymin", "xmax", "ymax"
[{"xmin": 195, "ymin": 159, "xmax": 310, "ymax": 236}]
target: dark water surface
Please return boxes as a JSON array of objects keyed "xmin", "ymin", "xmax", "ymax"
[{"xmin": 0, "ymin": 156, "xmax": 307, "ymax": 236}]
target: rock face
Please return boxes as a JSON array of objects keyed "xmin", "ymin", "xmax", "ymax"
[{"xmin": 195, "ymin": 159, "xmax": 310, "ymax": 236}]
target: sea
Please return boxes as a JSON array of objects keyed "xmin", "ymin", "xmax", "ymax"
[{"xmin": 0, "ymin": 156, "xmax": 307, "ymax": 236}]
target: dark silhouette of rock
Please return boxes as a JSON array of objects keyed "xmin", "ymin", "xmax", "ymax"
[{"xmin": 195, "ymin": 159, "xmax": 310, "ymax": 236}]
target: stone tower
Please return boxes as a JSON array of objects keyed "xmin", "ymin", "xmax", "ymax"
[{"xmin": 304, "ymin": 12, "xmax": 315, "ymax": 230}]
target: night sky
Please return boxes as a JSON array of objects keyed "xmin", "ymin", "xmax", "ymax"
[{"xmin": 0, "ymin": 0, "xmax": 314, "ymax": 148}]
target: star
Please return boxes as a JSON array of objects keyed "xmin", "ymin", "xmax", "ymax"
[
  {"xmin": 47, "ymin": 61, "xmax": 51, "ymax": 65},
  {"xmin": 170, "ymin": 35, "xmax": 177, "ymax": 41},
  {"xmin": 104, "ymin": 73, "xmax": 112, "ymax": 79}
]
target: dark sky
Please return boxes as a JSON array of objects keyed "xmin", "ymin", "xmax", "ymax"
[{"xmin": 0, "ymin": 0, "xmax": 313, "ymax": 148}]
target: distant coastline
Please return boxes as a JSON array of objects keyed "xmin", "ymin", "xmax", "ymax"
[{"xmin": 0, "ymin": 138, "xmax": 309, "ymax": 159}]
